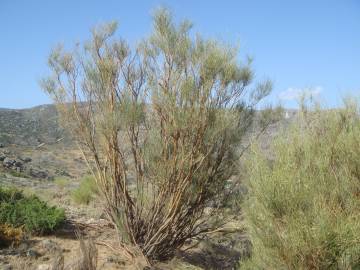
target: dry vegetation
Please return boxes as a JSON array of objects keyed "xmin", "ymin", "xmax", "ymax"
[
  {"xmin": 41, "ymin": 8, "xmax": 272, "ymax": 265},
  {"xmin": 240, "ymin": 100, "xmax": 360, "ymax": 269}
]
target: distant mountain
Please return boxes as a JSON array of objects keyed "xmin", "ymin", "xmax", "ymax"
[
  {"xmin": 0, "ymin": 104, "xmax": 298, "ymax": 147},
  {"xmin": 0, "ymin": 104, "xmax": 68, "ymax": 146}
]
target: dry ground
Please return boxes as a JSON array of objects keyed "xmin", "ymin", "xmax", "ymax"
[{"xmin": 0, "ymin": 144, "xmax": 246, "ymax": 269}]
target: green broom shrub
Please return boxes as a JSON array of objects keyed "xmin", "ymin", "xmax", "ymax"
[{"xmin": 241, "ymin": 100, "xmax": 360, "ymax": 270}]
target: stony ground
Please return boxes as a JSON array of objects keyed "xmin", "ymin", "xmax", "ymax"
[
  {"xmin": 0, "ymin": 174, "xmax": 246, "ymax": 269},
  {"xmin": 0, "ymin": 146, "xmax": 246, "ymax": 270}
]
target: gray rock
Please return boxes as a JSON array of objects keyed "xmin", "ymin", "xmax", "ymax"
[
  {"xmin": 26, "ymin": 249, "xmax": 40, "ymax": 258},
  {"xmin": 14, "ymin": 159, "xmax": 23, "ymax": 168},
  {"xmin": 0, "ymin": 153, "xmax": 6, "ymax": 161},
  {"xmin": 26, "ymin": 167, "xmax": 48, "ymax": 179},
  {"xmin": 3, "ymin": 157, "xmax": 15, "ymax": 168}
]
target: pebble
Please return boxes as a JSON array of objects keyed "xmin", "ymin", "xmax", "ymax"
[{"xmin": 36, "ymin": 264, "xmax": 51, "ymax": 270}]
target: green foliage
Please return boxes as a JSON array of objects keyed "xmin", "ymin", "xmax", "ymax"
[
  {"xmin": 241, "ymin": 101, "xmax": 360, "ymax": 270},
  {"xmin": 0, "ymin": 187, "xmax": 65, "ymax": 234},
  {"xmin": 72, "ymin": 175, "xmax": 98, "ymax": 205}
]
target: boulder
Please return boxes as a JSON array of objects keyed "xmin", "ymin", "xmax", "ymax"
[
  {"xmin": 3, "ymin": 157, "xmax": 15, "ymax": 168},
  {"xmin": 26, "ymin": 167, "xmax": 49, "ymax": 179},
  {"xmin": 14, "ymin": 159, "xmax": 23, "ymax": 168}
]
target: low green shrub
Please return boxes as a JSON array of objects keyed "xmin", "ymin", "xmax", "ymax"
[
  {"xmin": 241, "ymin": 101, "xmax": 360, "ymax": 269},
  {"xmin": 0, "ymin": 187, "xmax": 65, "ymax": 234},
  {"xmin": 72, "ymin": 175, "xmax": 99, "ymax": 205}
]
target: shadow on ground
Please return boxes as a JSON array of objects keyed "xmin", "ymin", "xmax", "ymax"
[{"xmin": 177, "ymin": 236, "xmax": 251, "ymax": 270}]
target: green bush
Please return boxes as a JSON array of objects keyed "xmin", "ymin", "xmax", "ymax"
[
  {"xmin": 241, "ymin": 101, "xmax": 360, "ymax": 270},
  {"xmin": 0, "ymin": 187, "xmax": 65, "ymax": 234},
  {"xmin": 72, "ymin": 175, "xmax": 98, "ymax": 205}
]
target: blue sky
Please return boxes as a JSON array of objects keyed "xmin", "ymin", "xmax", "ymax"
[{"xmin": 0, "ymin": 0, "xmax": 359, "ymax": 109}]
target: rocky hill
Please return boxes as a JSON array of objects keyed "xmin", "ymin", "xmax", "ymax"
[
  {"xmin": 0, "ymin": 104, "xmax": 297, "ymax": 147},
  {"xmin": 0, "ymin": 104, "xmax": 297, "ymax": 180},
  {"xmin": 0, "ymin": 104, "xmax": 85, "ymax": 180},
  {"xmin": 0, "ymin": 104, "xmax": 68, "ymax": 146}
]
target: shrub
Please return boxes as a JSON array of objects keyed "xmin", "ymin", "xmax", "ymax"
[
  {"xmin": 72, "ymin": 175, "xmax": 99, "ymax": 205},
  {"xmin": 241, "ymin": 101, "xmax": 360, "ymax": 269},
  {"xmin": 42, "ymin": 8, "xmax": 272, "ymax": 262},
  {"xmin": 0, "ymin": 223, "xmax": 24, "ymax": 248},
  {"xmin": 0, "ymin": 187, "xmax": 65, "ymax": 234}
]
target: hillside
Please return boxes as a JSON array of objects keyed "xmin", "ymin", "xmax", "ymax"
[
  {"xmin": 0, "ymin": 104, "xmax": 68, "ymax": 146},
  {"xmin": 0, "ymin": 105, "xmax": 86, "ymax": 180},
  {"xmin": 0, "ymin": 104, "xmax": 296, "ymax": 180},
  {"xmin": 0, "ymin": 104, "xmax": 296, "ymax": 147}
]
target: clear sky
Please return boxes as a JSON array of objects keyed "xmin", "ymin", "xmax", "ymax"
[{"xmin": 0, "ymin": 0, "xmax": 359, "ymax": 109}]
